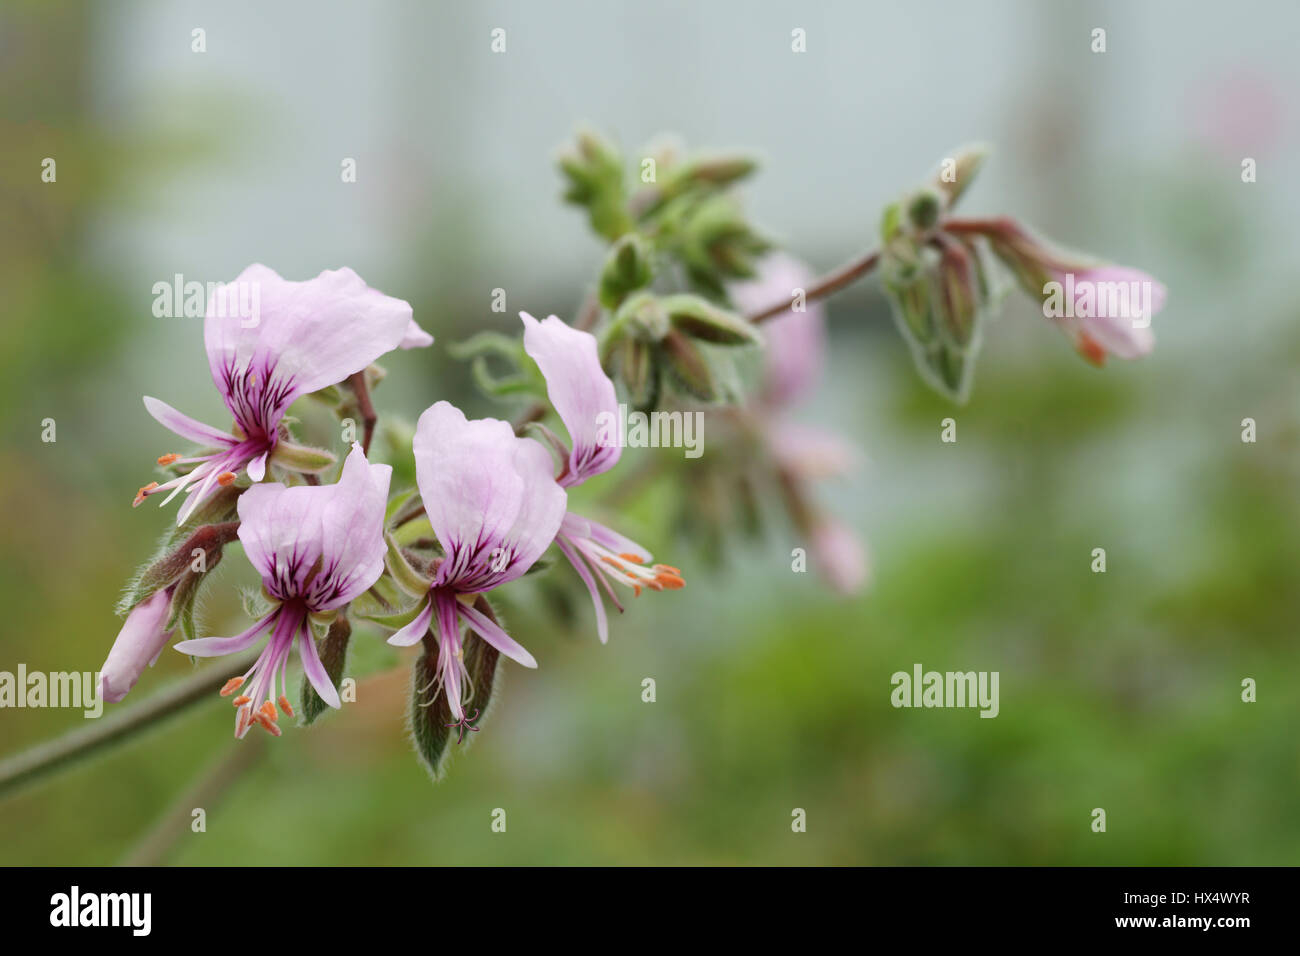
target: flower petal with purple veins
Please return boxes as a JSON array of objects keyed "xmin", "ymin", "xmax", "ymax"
[
  {"xmin": 412, "ymin": 401, "xmax": 567, "ymax": 592},
  {"xmin": 520, "ymin": 311, "xmax": 621, "ymax": 485},
  {"xmin": 142, "ymin": 395, "xmax": 238, "ymax": 449},
  {"xmin": 236, "ymin": 444, "xmax": 390, "ymax": 609},
  {"xmin": 204, "ymin": 265, "xmax": 416, "ymax": 438}
]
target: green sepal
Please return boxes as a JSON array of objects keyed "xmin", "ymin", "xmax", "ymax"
[
  {"xmin": 269, "ymin": 439, "xmax": 337, "ymax": 474},
  {"xmin": 598, "ymin": 233, "xmax": 654, "ymax": 310},
  {"xmin": 385, "ymin": 532, "xmax": 432, "ymax": 599},
  {"xmin": 660, "ymin": 293, "xmax": 760, "ymax": 346},
  {"xmin": 409, "ymin": 611, "xmax": 503, "ymax": 783},
  {"xmin": 299, "ymin": 614, "xmax": 351, "ymax": 726}
]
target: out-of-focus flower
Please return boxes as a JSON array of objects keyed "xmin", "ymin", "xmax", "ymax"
[
  {"xmin": 136, "ymin": 265, "xmax": 429, "ymax": 524},
  {"xmin": 521, "ymin": 312, "xmax": 685, "ymax": 643},
  {"xmin": 727, "ymin": 256, "xmax": 869, "ymax": 595},
  {"xmin": 387, "ymin": 402, "xmax": 566, "ymax": 720},
  {"xmin": 1045, "ymin": 266, "xmax": 1165, "ymax": 365},
  {"xmin": 726, "ymin": 253, "xmax": 827, "ymax": 408},
  {"xmin": 959, "ymin": 218, "xmax": 1167, "ymax": 366},
  {"xmin": 174, "ymin": 443, "xmax": 391, "ymax": 738}
]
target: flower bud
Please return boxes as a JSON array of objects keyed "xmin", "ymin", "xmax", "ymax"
[
  {"xmin": 658, "ymin": 328, "xmax": 717, "ymax": 401},
  {"xmin": 932, "ymin": 143, "xmax": 989, "ymax": 210},
  {"xmin": 906, "ymin": 187, "xmax": 943, "ymax": 232},
  {"xmin": 660, "ymin": 293, "xmax": 760, "ymax": 346},
  {"xmin": 598, "ymin": 233, "xmax": 654, "ymax": 309},
  {"xmin": 100, "ymin": 587, "xmax": 175, "ymax": 703}
]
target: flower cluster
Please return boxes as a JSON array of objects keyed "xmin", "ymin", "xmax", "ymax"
[
  {"xmin": 99, "ymin": 132, "xmax": 1166, "ymax": 781},
  {"xmin": 102, "ymin": 263, "xmax": 688, "ymax": 776}
]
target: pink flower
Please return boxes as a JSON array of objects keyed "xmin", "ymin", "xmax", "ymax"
[
  {"xmin": 136, "ymin": 265, "xmax": 429, "ymax": 524},
  {"xmin": 726, "ymin": 253, "xmax": 826, "ymax": 408},
  {"xmin": 173, "ymin": 443, "xmax": 391, "ymax": 738},
  {"xmin": 1050, "ymin": 266, "xmax": 1166, "ymax": 365},
  {"xmin": 387, "ymin": 402, "xmax": 567, "ymax": 720},
  {"xmin": 521, "ymin": 312, "xmax": 684, "ymax": 644},
  {"xmin": 98, "ymin": 587, "xmax": 175, "ymax": 704},
  {"xmin": 811, "ymin": 519, "xmax": 870, "ymax": 596}
]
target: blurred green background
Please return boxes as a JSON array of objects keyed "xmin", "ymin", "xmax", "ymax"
[{"xmin": 2, "ymin": 0, "xmax": 1298, "ymax": 865}]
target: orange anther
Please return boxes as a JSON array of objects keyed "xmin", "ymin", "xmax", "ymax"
[
  {"xmin": 1077, "ymin": 334, "xmax": 1107, "ymax": 368},
  {"xmin": 632, "ymin": 584, "xmax": 642, "ymax": 598},
  {"xmin": 278, "ymin": 695, "xmax": 295, "ymax": 718},
  {"xmin": 133, "ymin": 482, "xmax": 159, "ymax": 506},
  {"xmin": 220, "ymin": 676, "xmax": 245, "ymax": 697},
  {"xmin": 653, "ymin": 564, "xmax": 681, "ymax": 575},
  {"xmin": 656, "ymin": 573, "xmax": 685, "ymax": 590},
  {"xmin": 231, "ymin": 695, "xmax": 251, "ymax": 707},
  {"xmin": 217, "ymin": 471, "xmax": 238, "ymax": 486},
  {"xmin": 619, "ymin": 553, "xmax": 645, "ymax": 564},
  {"xmin": 156, "ymin": 453, "xmax": 181, "ymax": 466},
  {"xmin": 260, "ymin": 700, "xmax": 278, "ymax": 722},
  {"xmin": 253, "ymin": 711, "xmax": 282, "ymax": 737}
]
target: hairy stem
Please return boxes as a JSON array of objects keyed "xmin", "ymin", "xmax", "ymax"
[
  {"xmin": 0, "ymin": 650, "xmax": 260, "ymax": 800},
  {"xmin": 348, "ymin": 371, "xmax": 378, "ymax": 454},
  {"xmin": 745, "ymin": 247, "xmax": 881, "ymax": 324}
]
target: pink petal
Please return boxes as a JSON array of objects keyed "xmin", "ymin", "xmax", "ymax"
[
  {"xmin": 555, "ymin": 535, "xmax": 608, "ymax": 644},
  {"xmin": 520, "ymin": 311, "xmax": 621, "ymax": 484},
  {"xmin": 584, "ymin": 515, "xmax": 652, "ymax": 564},
  {"xmin": 247, "ymin": 450, "xmax": 268, "ymax": 482},
  {"xmin": 142, "ymin": 396, "xmax": 236, "ymax": 449},
  {"xmin": 99, "ymin": 589, "xmax": 174, "ymax": 703},
  {"xmin": 204, "ymin": 264, "xmax": 415, "ymax": 425},
  {"xmin": 457, "ymin": 600, "xmax": 539, "ymax": 668},
  {"xmin": 413, "ymin": 402, "xmax": 567, "ymax": 590},
  {"xmin": 812, "ymin": 520, "xmax": 870, "ymax": 596},
  {"xmin": 312, "ymin": 443, "xmax": 391, "ymax": 610},
  {"xmin": 296, "ymin": 616, "xmax": 340, "ymax": 708},
  {"xmin": 236, "ymin": 444, "xmax": 389, "ymax": 608},
  {"xmin": 401, "ymin": 319, "xmax": 434, "ymax": 349},
  {"xmin": 173, "ymin": 610, "xmax": 278, "ymax": 658},
  {"xmin": 387, "ymin": 596, "xmax": 434, "ymax": 647}
]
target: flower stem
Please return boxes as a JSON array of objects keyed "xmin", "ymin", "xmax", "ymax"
[
  {"xmin": 0, "ymin": 650, "xmax": 259, "ymax": 800},
  {"xmin": 348, "ymin": 371, "xmax": 378, "ymax": 454},
  {"xmin": 745, "ymin": 247, "xmax": 881, "ymax": 324}
]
